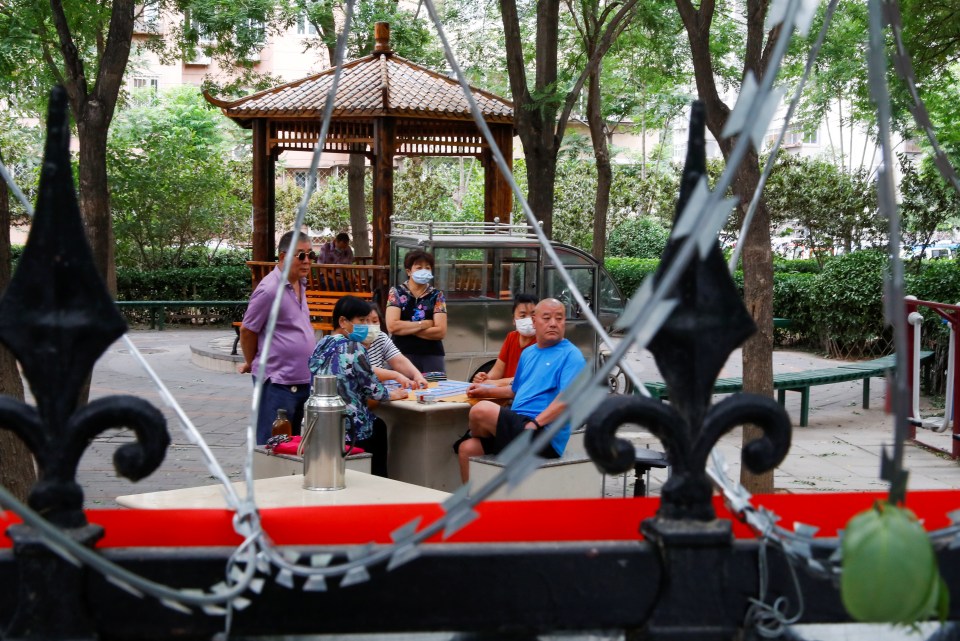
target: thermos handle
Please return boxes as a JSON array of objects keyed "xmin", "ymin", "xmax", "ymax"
[{"xmin": 297, "ymin": 412, "xmax": 318, "ymax": 458}]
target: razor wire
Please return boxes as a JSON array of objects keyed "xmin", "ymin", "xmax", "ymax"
[{"xmin": 0, "ymin": 0, "xmax": 954, "ymax": 620}]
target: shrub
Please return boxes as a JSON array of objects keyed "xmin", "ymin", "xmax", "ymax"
[
  {"xmin": 607, "ymin": 217, "xmax": 670, "ymax": 259},
  {"xmin": 604, "ymin": 258, "xmax": 661, "ymax": 296},
  {"xmin": 773, "ymin": 257, "xmax": 823, "ymax": 274},
  {"xmin": 116, "ymin": 266, "xmax": 250, "ymax": 301},
  {"xmin": 808, "ymin": 250, "xmax": 889, "ymax": 357},
  {"xmin": 772, "ymin": 272, "xmax": 817, "ymax": 341}
]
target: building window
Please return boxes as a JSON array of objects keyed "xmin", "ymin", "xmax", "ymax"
[
  {"xmin": 297, "ymin": 13, "xmax": 318, "ymax": 36},
  {"xmin": 132, "ymin": 76, "xmax": 159, "ymax": 92},
  {"xmin": 783, "ymin": 125, "xmax": 818, "ymax": 147},
  {"xmin": 293, "ymin": 170, "xmax": 309, "ymax": 189}
]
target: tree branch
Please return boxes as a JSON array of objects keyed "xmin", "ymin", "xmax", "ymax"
[
  {"xmin": 39, "ymin": 38, "xmax": 67, "ymax": 88},
  {"xmin": 499, "ymin": 0, "xmax": 531, "ymax": 116},
  {"xmin": 48, "ymin": 0, "xmax": 87, "ymax": 111},
  {"xmin": 556, "ymin": 0, "xmax": 641, "ymax": 145},
  {"xmin": 93, "ymin": 0, "xmax": 134, "ymax": 113}
]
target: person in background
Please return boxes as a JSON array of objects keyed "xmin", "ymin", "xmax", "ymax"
[
  {"xmin": 308, "ymin": 296, "xmax": 407, "ymax": 476},
  {"xmin": 472, "ymin": 293, "xmax": 539, "ymax": 387},
  {"xmin": 457, "ymin": 298, "xmax": 585, "ymax": 482},
  {"xmin": 318, "ymin": 231, "xmax": 354, "ymax": 265},
  {"xmin": 238, "ymin": 231, "xmax": 316, "ymax": 445},
  {"xmin": 385, "ymin": 249, "xmax": 448, "ymax": 374},
  {"xmin": 364, "ymin": 306, "xmax": 429, "ymax": 390}
]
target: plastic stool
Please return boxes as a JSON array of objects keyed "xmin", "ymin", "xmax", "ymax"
[{"xmin": 631, "ymin": 448, "xmax": 670, "ymax": 497}]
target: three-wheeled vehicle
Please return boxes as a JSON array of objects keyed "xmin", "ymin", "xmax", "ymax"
[{"xmin": 388, "ymin": 220, "xmax": 626, "ymax": 383}]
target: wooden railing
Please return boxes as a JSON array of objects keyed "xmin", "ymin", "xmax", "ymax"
[{"xmin": 245, "ymin": 261, "xmax": 390, "ymax": 294}]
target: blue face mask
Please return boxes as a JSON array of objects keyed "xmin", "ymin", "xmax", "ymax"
[
  {"xmin": 411, "ymin": 269, "xmax": 433, "ymax": 285},
  {"xmin": 346, "ymin": 323, "xmax": 369, "ymax": 342}
]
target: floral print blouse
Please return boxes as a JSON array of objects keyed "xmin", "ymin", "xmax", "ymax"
[
  {"xmin": 387, "ymin": 281, "xmax": 448, "ymax": 356},
  {"xmin": 308, "ymin": 334, "xmax": 390, "ymax": 441}
]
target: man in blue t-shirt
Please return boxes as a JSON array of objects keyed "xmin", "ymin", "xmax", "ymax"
[{"xmin": 459, "ymin": 298, "xmax": 586, "ymax": 482}]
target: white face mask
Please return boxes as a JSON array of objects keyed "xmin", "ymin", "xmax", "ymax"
[
  {"xmin": 515, "ymin": 317, "xmax": 535, "ymax": 336},
  {"xmin": 411, "ymin": 269, "xmax": 433, "ymax": 285},
  {"xmin": 361, "ymin": 324, "xmax": 381, "ymax": 344}
]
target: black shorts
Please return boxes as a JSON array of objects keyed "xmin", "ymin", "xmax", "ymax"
[{"xmin": 478, "ymin": 408, "xmax": 561, "ymax": 459}]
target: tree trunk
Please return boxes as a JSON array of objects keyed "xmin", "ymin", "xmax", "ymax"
[
  {"xmin": 0, "ymin": 149, "xmax": 38, "ymax": 502},
  {"xmin": 735, "ymin": 153, "xmax": 775, "ymax": 494},
  {"xmin": 348, "ymin": 150, "xmax": 370, "ymax": 259},
  {"xmin": 523, "ymin": 150, "xmax": 558, "ymax": 237},
  {"xmin": 586, "ymin": 66, "xmax": 611, "ymax": 261},
  {"xmin": 675, "ymin": 0, "xmax": 777, "ymax": 494},
  {"xmin": 76, "ymin": 119, "xmax": 117, "ymax": 295}
]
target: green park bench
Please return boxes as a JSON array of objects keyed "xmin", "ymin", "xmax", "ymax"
[{"xmin": 644, "ymin": 351, "xmax": 934, "ymax": 427}]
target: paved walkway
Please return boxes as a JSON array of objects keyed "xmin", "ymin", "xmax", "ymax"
[{"xmin": 77, "ymin": 328, "xmax": 960, "ymax": 508}]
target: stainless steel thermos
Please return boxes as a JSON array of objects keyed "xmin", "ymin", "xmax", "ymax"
[{"xmin": 299, "ymin": 375, "xmax": 349, "ymax": 490}]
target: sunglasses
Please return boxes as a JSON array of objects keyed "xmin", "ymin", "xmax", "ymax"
[{"xmin": 292, "ymin": 251, "xmax": 317, "ymax": 262}]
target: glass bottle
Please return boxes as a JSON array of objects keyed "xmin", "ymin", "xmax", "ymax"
[{"xmin": 271, "ymin": 408, "xmax": 292, "ymax": 438}]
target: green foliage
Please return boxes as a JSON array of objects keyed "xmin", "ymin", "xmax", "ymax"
[
  {"xmin": 905, "ymin": 259, "xmax": 960, "ymax": 341},
  {"xmin": 908, "ymin": 259, "xmax": 960, "ymax": 306},
  {"xmin": 394, "ymin": 158, "xmax": 477, "ymax": 222},
  {"xmin": 275, "ymin": 172, "xmax": 360, "ymax": 236},
  {"xmin": 116, "ymin": 265, "xmax": 250, "ymax": 301},
  {"xmin": 602, "ymin": 258, "xmax": 661, "ymax": 296},
  {"xmin": 899, "ymin": 154, "xmax": 960, "ymax": 257},
  {"xmin": 808, "ymin": 250, "xmax": 889, "ymax": 356},
  {"xmin": 607, "ymin": 217, "xmax": 670, "ymax": 258},
  {"xmin": 765, "ymin": 154, "xmax": 881, "ymax": 265},
  {"xmin": 109, "ymin": 87, "xmax": 252, "ymax": 269},
  {"xmin": 773, "ymin": 257, "xmax": 824, "ymax": 274},
  {"xmin": 772, "ymin": 272, "xmax": 818, "ymax": 339},
  {"xmin": 0, "ymin": 115, "xmax": 43, "ymax": 223}
]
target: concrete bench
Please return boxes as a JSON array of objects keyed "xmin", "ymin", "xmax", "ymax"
[
  {"xmin": 467, "ymin": 453, "xmax": 606, "ymax": 500},
  {"xmin": 253, "ymin": 446, "xmax": 372, "ymax": 478},
  {"xmin": 644, "ymin": 351, "xmax": 933, "ymax": 427}
]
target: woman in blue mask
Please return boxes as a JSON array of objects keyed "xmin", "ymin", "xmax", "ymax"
[
  {"xmin": 385, "ymin": 249, "xmax": 448, "ymax": 374},
  {"xmin": 309, "ymin": 296, "xmax": 408, "ymax": 476}
]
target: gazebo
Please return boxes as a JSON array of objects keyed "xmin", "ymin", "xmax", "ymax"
[{"xmin": 205, "ymin": 22, "xmax": 515, "ymax": 266}]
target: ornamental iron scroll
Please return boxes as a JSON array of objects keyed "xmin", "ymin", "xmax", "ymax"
[
  {"xmin": 585, "ymin": 101, "xmax": 792, "ymax": 522},
  {"xmin": 0, "ymin": 86, "xmax": 170, "ymax": 529}
]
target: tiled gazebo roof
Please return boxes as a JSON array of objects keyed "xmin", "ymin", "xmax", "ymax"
[{"xmin": 206, "ymin": 53, "xmax": 513, "ymax": 127}]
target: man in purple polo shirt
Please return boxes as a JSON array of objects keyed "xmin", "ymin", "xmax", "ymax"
[{"xmin": 238, "ymin": 231, "xmax": 316, "ymax": 444}]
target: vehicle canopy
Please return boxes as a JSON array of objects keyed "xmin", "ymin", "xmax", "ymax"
[{"xmin": 388, "ymin": 220, "xmax": 625, "ymax": 381}]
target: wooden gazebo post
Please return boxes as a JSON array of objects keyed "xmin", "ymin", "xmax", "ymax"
[
  {"xmin": 372, "ymin": 116, "xmax": 395, "ymax": 267},
  {"xmin": 251, "ymin": 120, "xmax": 276, "ymax": 261},
  {"xmin": 483, "ymin": 125, "xmax": 514, "ymax": 223}
]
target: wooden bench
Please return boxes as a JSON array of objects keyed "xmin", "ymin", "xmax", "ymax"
[{"xmin": 643, "ymin": 351, "xmax": 933, "ymax": 427}]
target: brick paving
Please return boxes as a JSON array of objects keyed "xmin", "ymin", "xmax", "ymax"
[{"xmin": 76, "ymin": 328, "xmax": 960, "ymax": 508}]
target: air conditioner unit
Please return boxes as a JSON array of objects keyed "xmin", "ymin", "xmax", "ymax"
[
  {"xmin": 245, "ymin": 49, "xmax": 261, "ymax": 62},
  {"xmin": 186, "ymin": 53, "xmax": 211, "ymax": 66}
]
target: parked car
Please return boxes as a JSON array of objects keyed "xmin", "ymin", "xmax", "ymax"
[{"xmin": 388, "ymin": 220, "xmax": 626, "ymax": 383}]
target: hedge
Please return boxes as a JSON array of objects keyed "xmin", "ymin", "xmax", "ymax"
[
  {"xmin": 116, "ymin": 266, "xmax": 250, "ymax": 301},
  {"xmin": 603, "ymin": 253, "xmax": 957, "ymax": 358}
]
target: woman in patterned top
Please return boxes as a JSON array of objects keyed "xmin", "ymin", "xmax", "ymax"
[
  {"xmin": 308, "ymin": 296, "xmax": 407, "ymax": 477},
  {"xmin": 385, "ymin": 249, "xmax": 448, "ymax": 374}
]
